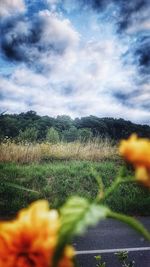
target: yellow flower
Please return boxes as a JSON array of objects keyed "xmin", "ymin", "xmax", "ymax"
[
  {"xmin": 0, "ymin": 200, "xmax": 74, "ymax": 267},
  {"xmin": 119, "ymin": 134, "xmax": 150, "ymax": 187},
  {"xmin": 135, "ymin": 167, "xmax": 150, "ymax": 188}
]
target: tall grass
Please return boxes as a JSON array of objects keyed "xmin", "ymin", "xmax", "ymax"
[
  {"xmin": 1, "ymin": 160, "xmax": 149, "ymax": 216},
  {"xmin": 0, "ymin": 139, "xmax": 118, "ymax": 163}
]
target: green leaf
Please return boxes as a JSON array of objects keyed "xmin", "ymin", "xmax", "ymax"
[
  {"xmin": 53, "ymin": 197, "xmax": 109, "ymax": 266},
  {"xmin": 1, "ymin": 181, "xmax": 40, "ymax": 194},
  {"xmin": 59, "ymin": 197, "xmax": 109, "ymax": 241}
]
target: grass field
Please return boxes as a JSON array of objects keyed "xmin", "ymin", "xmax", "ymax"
[
  {"xmin": 0, "ymin": 139, "xmax": 117, "ymax": 163},
  {"xmin": 0, "ymin": 159, "xmax": 150, "ymax": 217}
]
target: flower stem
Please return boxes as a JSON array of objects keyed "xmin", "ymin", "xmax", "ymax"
[
  {"xmin": 98, "ymin": 177, "xmax": 136, "ymax": 203},
  {"xmin": 108, "ymin": 210, "xmax": 150, "ymax": 241}
]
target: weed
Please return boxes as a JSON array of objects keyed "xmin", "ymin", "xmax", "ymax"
[
  {"xmin": 94, "ymin": 252, "xmax": 135, "ymax": 267},
  {"xmin": 95, "ymin": 255, "xmax": 106, "ymax": 267},
  {"xmin": 115, "ymin": 251, "xmax": 135, "ymax": 267}
]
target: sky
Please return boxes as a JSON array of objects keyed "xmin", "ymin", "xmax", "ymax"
[{"xmin": 0, "ymin": 0, "xmax": 150, "ymax": 124}]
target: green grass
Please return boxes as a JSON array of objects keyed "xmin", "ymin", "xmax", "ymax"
[{"xmin": 0, "ymin": 160, "xmax": 150, "ymax": 217}]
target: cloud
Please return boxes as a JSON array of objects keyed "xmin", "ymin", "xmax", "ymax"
[
  {"xmin": 123, "ymin": 34, "xmax": 150, "ymax": 78},
  {"xmin": 1, "ymin": 27, "xmax": 149, "ymax": 124},
  {"xmin": 68, "ymin": 0, "xmax": 150, "ymax": 32},
  {"xmin": 0, "ymin": 0, "xmax": 25, "ymax": 17},
  {"xmin": 1, "ymin": 68, "xmax": 150, "ymax": 124},
  {"xmin": 134, "ymin": 35, "xmax": 150, "ymax": 74},
  {"xmin": 0, "ymin": 0, "xmax": 149, "ymax": 125},
  {"xmin": 115, "ymin": 0, "xmax": 150, "ymax": 31},
  {"xmin": 0, "ymin": 10, "xmax": 79, "ymax": 72}
]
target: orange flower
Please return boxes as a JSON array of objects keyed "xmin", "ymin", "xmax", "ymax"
[
  {"xmin": 119, "ymin": 134, "xmax": 150, "ymax": 187},
  {"xmin": 0, "ymin": 200, "xmax": 74, "ymax": 267}
]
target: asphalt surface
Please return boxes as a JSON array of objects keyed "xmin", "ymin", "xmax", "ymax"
[{"xmin": 73, "ymin": 217, "xmax": 150, "ymax": 267}]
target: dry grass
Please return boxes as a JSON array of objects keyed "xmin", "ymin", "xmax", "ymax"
[{"xmin": 0, "ymin": 139, "xmax": 118, "ymax": 163}]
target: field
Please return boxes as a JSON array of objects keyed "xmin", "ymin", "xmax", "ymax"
[
  {"xmin": 0, "ymin": 138, "xmax": 117, "ymax": 162},
  {"xmin": 0, "ymin": 140, "xmax": 150, "ymax": 218}
]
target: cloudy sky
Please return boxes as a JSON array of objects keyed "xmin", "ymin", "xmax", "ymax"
[{"xmin": 0, "ymin": 0, "xmax": 150, "ymax": 124}]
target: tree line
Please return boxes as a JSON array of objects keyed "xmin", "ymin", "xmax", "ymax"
[{"xmin": 0, "ymin": 111, "xmax": 150, "ymax": 143}]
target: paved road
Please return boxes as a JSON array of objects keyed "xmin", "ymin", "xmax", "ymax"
[{"xmin": 73, "ymin": 217, "xmax": 150, "ymax": 267}]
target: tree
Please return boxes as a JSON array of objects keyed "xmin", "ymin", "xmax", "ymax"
[
  {"xmin": 62, "ymin": 127, "xmax": 79, "ymax": 142},
  {"xmin": 0, "ymin": 115, "xmax": 19, "ymax": 139},
  {"xmin": 74, "ymin": 115, "xmax": 103, "ymax": 135},
  {"xmin": 55, "ymin": 115, "xmax": 73, "ymax": 131},
  {"xmin": 36, "ymin": 116, "xmax": 55, "ymax": 140},
  {"xmin": 46, "ymin": 127, "xmax": 60, "ymax": 143},
  {"xmin": 78, "ymin": 128, "xmax": 93, "ymax": 142},
  {"xmin": 18, "ymin": 127, "xmax": 38, "ymax": 143},
  {"xmin": 0, "ymin": 111, "xmax": 150, "ymax": 142}
]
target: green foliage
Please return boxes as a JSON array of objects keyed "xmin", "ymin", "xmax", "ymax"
[
  {"xmin": 0, "ymin": 161, "xmax": 150, "ymax": 216},
  {"xmin": 36, "ymin": 116, "xmax": 55, "ymax": 140},
  {"xmin": 105, "ymin": 182, "xmax": 150, "ymax": 215},
  {"xmin": 78, "ymin": 128, "xmax": 93, "ymax": 142},
  {"xmin": 0, "ymin": 162, "xmax": 46, "ymax": 216},
  {"xmin": 0, "ymin": 111, "xmax": 150, "ymax": 142},
  {"xmin": 59, "ymin": 197, "xmax": 108, "ymax": 241},
  {"xmin": 115, "ymin": 251, "xmax": 135, "ymax": 267},
  {"xmin": 0, "ymin": 115, "xmax": 19, "ymax": 139},
  {"xmin": 18, "ymin": 127, "xmax": 38, "ymax": 143},
  {"xmin": 55, "ymin": 115, "xmax": 73, "ymax": 131},
  {"xmin": 94, "ymin": 252, "xmax": 136, "ymax": 267},
  {"xmin": 46, "ymin": 127, "xmax": 60, "ymax": 143},
  {"xmin": 95, "ymin": 255, "xmax": 106, "ymax": 267},
  {"xmin": 1, "ymin": 181, "xmax": 39, "ymax": 194},
  {"xmin": 62, "ymin": 126, "xmax": 79, "ymax": 142},
  {"xmin": 75, "ymin": 116, "xmax": 150, "ymax": 140},
  {"xmin": 53, "ymin": 197, "xmax": 108, "ymax": 266}
]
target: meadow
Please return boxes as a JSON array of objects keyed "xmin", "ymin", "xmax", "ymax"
[
  {"xmin": 0, "ymin": 138, "xmax": 117, "ymax": 163},
  {"xmin": 0, "ymin": 140, "xmax": 149, "ymax": 218}
]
